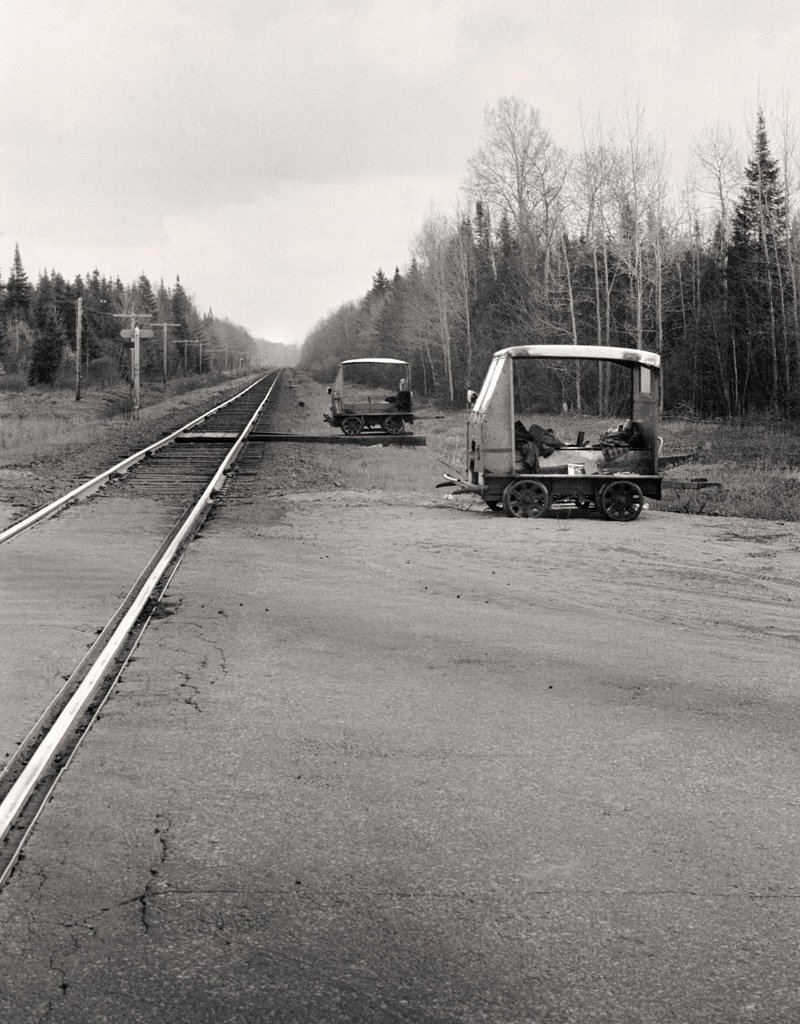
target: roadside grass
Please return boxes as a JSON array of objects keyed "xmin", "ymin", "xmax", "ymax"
[
  {"xmin": 0, "ymin": 374, "xmax": 254, "ymax": 466},
  {"xmin": 657, "ymin": 418, "xmax": 800, "ymax": 520},
  {"xmin": 292, "ymin": 406, "xmax": 800, "ymax": 522}
]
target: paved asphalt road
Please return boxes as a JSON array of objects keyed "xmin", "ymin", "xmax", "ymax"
[{"xmin": 1, "ymin": 468, "xmax": 799, "ymax": 1023}]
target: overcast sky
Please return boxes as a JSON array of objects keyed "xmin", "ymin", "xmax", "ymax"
[{"xmin": 1, "ymin": 0, "xmax": 798, "ymax": 348}]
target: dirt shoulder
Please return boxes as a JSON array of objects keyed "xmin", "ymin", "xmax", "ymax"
[{"xmin": 233, "ymin": 368, "xmax": 800, "ymax": 680}]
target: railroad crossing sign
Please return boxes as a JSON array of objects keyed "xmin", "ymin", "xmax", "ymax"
[{"xmin": 120, "ymin": 328, "xmax": 154, "ymax": 339}]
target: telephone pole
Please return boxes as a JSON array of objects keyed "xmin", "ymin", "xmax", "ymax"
[
  {"xmin": 152, "ymin": 321, "xmax": 179, "ymax": 386},
  {"xmin": 177, "ymin": 339, "xmax": 202, "ymax": 375},
  {"xmin": 75, "ymin": 297, "xmax": 83, "ymax": 401}
]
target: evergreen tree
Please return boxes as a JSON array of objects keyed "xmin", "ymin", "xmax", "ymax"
[
  {"xmin": 731, "ymin": 111, "xmax": 786, "ymax": 249},
  {"xmin": 371, "ymin": 268, "xmax": 389, "ymax": 296},
  {"xmin": 727, "ymin": 110, "xmax": 790, "ymax": 412},
  {"xmin": 5, "ymin": 244, "xmax": 31, "ymax": 319},
  {"xmin": 156, "ymin": 279, "xmax": 171, "ymax": 322},
  {"xmin": 29, "ymin": 273, "xmax": 66, "ymax": 385},
  {"xmin": 3, "ymin": 245, "xmax": 33, "ymax": 363},
  {"xmin": 82, "ymin": 269, "xmax": 118, "ymax": 365},
  {"xmin": 50, "ymin": 271, "xmax": 76, "ymax": 350},
  {"xmin": 135, "ymin": 273, "xmax": 159, "ymax": 317},
  {"xmin": 202, "ymin": 311, "xmax": 219, "ymax": 367},
  {"xmin": 494, "ymin": 213, "xmax": 530, "ymax": 341},
  {"xmin": 171, "ymin": 276, "xmax": 193, "ymax": 340}
]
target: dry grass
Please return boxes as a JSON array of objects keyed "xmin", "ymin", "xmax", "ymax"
[
  {"xmin": 656, "ymin": 419, "xmax": 800, "ymax": 520},
  {"xmin": 0, "ymin": 374, "xmax": 252, "ymax": 467},
  {"xmin": 301, "ymin": 405, "xmax": 800, "ymax": 522}
]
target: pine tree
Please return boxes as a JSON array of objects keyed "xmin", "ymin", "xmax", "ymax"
[
  {"xmin": 29, "ymin": 273, "xmax": 66, "ymax": 385},
  {"xmin": 5, "ymin": 244, "xmax": 32, "ymax": 360},
  {"xmin": 371, "ymin": 268, "xmax": 389, "ymax": 295},
  {"xmin": 5, "ymin": 244, "xmax": 31, "ymax": 318},
  {"xmin": 83, "ymin": 269, "xmax": 112, "ymax": 365},
  {"xmin": 727, "ymin": 110, "xmax": 790, "ymax": 412},
  {"xmin": 50, "ymin": 271, "xmax": 76, "ymax": 350},
  {"xmin": 156, "ymin": 279, "xmax": 171, "ymax": 322},
  {"xmin": 731, "ymin": 111, "xmax": 786, "ymax": 249},
  {"xmin": 494, "ymin": 214, "xmax": 528, "ymax": 341},
  {"xmin": 136, "ymin": 274, "xmax": 158, "ymax": 317},
  {"xmin": 171, "ymin": 276, "xmax": 193, "ymax": 340}
]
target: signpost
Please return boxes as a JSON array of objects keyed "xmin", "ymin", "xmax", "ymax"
[{"xmin": 117, "ymin": 317, "xmax": 154, "ymax": 418}]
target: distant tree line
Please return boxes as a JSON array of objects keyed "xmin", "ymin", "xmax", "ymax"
[
  {"xmin": 0, "ymin": 254, "xmax": 281, "ymax": 387},
  {"xmin": 299, "ymin": 99, "xmax": 800, "ymax": 420}
]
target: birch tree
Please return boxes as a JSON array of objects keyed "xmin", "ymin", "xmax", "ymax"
[
  {"xmin": 468, "ymin": 98, "xmax": 567, "ymax": 295},
  {"xmin": 693, "ymin": 122, "xmax": 741, "ymax": 261},
  {"xmin": 775, "ymin": 96, "xmax": 800, "ymax": 377}
]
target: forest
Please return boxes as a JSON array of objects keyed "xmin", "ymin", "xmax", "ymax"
[
  {"xmin": 0, "ymin": 258, "xmax": 293, "ymax": 389},
  {"xmin": 299, "ymin": 98, "xmax": 800, "ymax": 421}
]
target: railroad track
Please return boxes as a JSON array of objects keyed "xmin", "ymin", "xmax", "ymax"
[{"xmin": 0, "ymin": 370, "xmax": 282, "ymax": 886}]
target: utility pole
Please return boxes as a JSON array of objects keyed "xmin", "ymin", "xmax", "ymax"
[
  {"xmin": 114, "ymin": 312, "xmax": 153, "ymax": 418},
  {"xmin": 177, "ymin": 340, "xmax": 202, "ymax": 376},
  {"xmin": 75, "ymin": 297, "xmax": 83, "ymax": 401},
  {"xmin": 152, "ymin": 321, "xmax": 179, "ymax": 387},
  {"xmin": 206, "ymin": 348, "xmax": 232, "ymax": 373}
]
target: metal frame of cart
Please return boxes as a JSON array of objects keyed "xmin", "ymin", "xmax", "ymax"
[
  {"xmin": 324, "ymin": 358, "xmax": 414, "ymax": 436},
  {"xmin": 451, "ymin": 345, "xmax": 663, "ymax": 521}
]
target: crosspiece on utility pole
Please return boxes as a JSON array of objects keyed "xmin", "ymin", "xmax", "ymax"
[{"xmin": 119, "ymin": 328, "xmax": 154, "ymax": 339}]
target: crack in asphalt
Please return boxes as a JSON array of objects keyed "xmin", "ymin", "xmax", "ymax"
[
  {"xmin": 179, "ymin": 677, "xmax": 202, "ymax": 712},
  {"xmin": 138, "ymin": 812, "xmax": 172, "ymax": 934},
  {"xmin": 65, "ymin": 885, "xmax": 800, "ymax": 905}
]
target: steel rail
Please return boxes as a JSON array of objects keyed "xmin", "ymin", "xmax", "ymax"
[
  {"xmin": 0, "ymin": 372, "xmax": 275, "ymax": 546},
  {"xmin": 0, "ymin": 545, "xmax": 186, "ymax": 890},
  {"xmin": 0, "ymin": 370, "xmax": 281, "ymax": 869},
  {"xmin": 0, "ymin": 507, "xmax": 196, "ymax": 801}
]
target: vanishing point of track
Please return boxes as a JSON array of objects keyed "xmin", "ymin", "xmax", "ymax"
[{"xmin": 0, "ymin": 370, "xmax": 282, "ymax": 886}]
